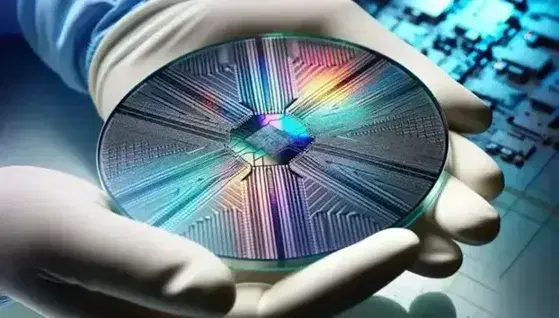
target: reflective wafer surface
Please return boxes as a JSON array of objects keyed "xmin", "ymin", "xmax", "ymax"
[{"xmin": 98, "ymin": 35, "xmax": 448, "ymax": 270}]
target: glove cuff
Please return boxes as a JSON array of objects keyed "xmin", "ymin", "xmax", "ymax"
[{"xmin": 89, "ymin": 0, "xmax": 197, "ymax": 120}]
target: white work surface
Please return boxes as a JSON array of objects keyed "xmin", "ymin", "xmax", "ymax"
[{"xmin": 1, "ymin": 36, "xmax": 558, "ymax": 318}]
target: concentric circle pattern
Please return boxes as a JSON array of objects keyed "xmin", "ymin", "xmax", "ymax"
[{"xmin": 98, "ymin": 35, "xmax": 448, "ymax": 270}]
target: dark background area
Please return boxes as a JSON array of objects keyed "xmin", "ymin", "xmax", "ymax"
[{"xmin": 0, "ymin": 0, "xmax": 20, "ymax": 35}]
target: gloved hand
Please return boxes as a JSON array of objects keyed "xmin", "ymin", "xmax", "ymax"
[
  {"xmin": 0, "ymin": 166, "xmax": 420, "ymax": 317},
  {"xmin": 1, "ymin": 0, "xmax": 503, "ymax": 317}
]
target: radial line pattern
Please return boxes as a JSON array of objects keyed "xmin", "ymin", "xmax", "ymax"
[{"xmin": 98, "ymin": 35, "xmax": 448, "ymax": 269}]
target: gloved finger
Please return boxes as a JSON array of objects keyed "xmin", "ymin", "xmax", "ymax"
[
  {"xmin": 0, "ymin": 166, "xmax": 235, "ymax": 317},
  {"xmin": 426, "ymin": 175, "xmax": 500, "ymax": 245},
  {"xmin": 3, "ymin": 272, "xmax": 184, "ymax": 318},
  {"xmin": 447, "ymin": 132, "xmax": 505, "ymax": 200},
  {"xmin": 409, "ymin": 218, "xmax": 462, "ymax": 278},
  {"xmin": 250, "ymin": 229, "xmax": 420, "ymax": 317},
  {"xmin": 438, "ymin": 98, "xmax": 491, "ymax": 134},
  {"xmin": 0, "ymin": 165, "xmax": 111, "ymax": 209},
  {"xmin": 230, "ymin": 224, "xmax": 456, "ymax": 304}
]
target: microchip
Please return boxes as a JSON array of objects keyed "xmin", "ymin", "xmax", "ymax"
[
  {"xmin": 401, "ymin": 0, "xmax": 453, "ymax": 23},
  {"xmin": 492, "ymin": 35, "xmax": 552, "ymax": 76},
  {"xmin": 520, "ymin": 13, "xmax": 559, "ymax": 45},
  {"xmin": 531, "ymin": 71, "xmax": 559, "ymax": 112},
  {"xmin": 467, "ymin": 77, "xmax": 525, "ymax": 110},
  {"xmin": 245, "ymin": 125, "xmax": 293, "ymax": 156},
  {"xmin": 454, "ymin": 0, "xmax": 515, "ymax": 37},
  {"xmin": 507, "ymin": 64, "xmax": 528, "ymax": 84},
  {"xmin": 392, "ymin": 22, "xmax": 428, "ymax": 47},
  {"xmin": 511, "ymin": 101, "xmax": 559, "ymax": 141},
  {"xmin": 490, "ymin": 130, "xmax": 536, "ymax": 158}
]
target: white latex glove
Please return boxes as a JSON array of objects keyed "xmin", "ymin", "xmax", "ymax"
[
  {"xmin": 0, "ymin": 166, "xmax": 419, "ymax": 317},
  {"xmin": 0, "ymin": 0, "xmax": 504, "ymax": 317}
]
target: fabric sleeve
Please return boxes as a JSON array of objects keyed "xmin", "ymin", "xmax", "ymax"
[{"xmin": 16, "ymin": 0, "xmax": 146, "ymax": 94}]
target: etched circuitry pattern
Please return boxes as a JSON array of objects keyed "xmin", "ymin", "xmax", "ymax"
[{"xmin": 98, "ymin": 35, "xmax": 447, "ymax": 267}]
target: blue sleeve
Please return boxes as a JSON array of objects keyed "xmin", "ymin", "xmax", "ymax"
[{"xmin": 17, "ymin": 0, "xmax": 146, "ymax": 94}]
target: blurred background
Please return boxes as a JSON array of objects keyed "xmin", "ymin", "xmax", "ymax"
[
  {"xmin": 0, "ymin": 0, "xmax": 19, "ymax": 36},
  {"xmin": 1, "ymin": 0, "xmax": 558, "ymax": 317}
]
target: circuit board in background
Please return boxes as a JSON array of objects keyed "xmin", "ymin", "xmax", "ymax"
[
  {"xmin": 356, "ymin": 0, "xmax": 559, "ymax": 213},
  {"xmin": 350, "ymin": 1, "xmax": 559, "ymax": 317}
]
